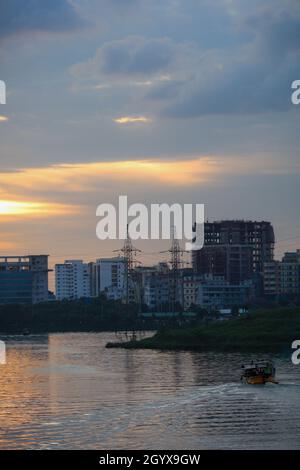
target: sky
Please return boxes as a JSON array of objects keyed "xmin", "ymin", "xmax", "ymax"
[{"xmin": 0, "ymin": 0, "xmax": 300, "ymax": 289}]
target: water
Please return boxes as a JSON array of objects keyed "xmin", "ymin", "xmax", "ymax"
[{"xmin": 0, "ymin": 332, "xmax": 300, "ymax": 449}]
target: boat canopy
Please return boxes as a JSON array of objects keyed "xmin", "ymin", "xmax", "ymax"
[{"xmin": 242, "ymin": 361, "xmax": 274, "ymax": 370}]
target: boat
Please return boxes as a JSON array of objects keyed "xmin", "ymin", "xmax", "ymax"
[{"xmin": 241, "ymin": 361, "xmax": 278, "ymax": 385}]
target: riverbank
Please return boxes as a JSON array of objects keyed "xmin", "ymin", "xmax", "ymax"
[{"xmin": 106, "ymin": 308, "xmax": 300, "ymax": 352}]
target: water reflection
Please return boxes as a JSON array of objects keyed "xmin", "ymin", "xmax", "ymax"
[{"xmin": 0, "ymin": 332, "xmax": 299, "ymax": 449}]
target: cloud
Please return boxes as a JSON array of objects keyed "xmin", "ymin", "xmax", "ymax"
[
  {"xmin": 0, "ymin": 159, "xmax": 218, "ymax": 199},
  {"xmin": 71, "ymin": 36, "xmax": 175, "ymax": 80},
  {"xmin": 0, "ymin": 0, "xmax": 84, "ymax": 39},
  {"xmin": 244, "ymin": 2, "xmax": 300, "ymax": 58},
  {"xmin": 0, "ymin": 115, "xmax": 8, "ymax": 122},
  {"xmin": 0, "ymin": 199, "xmax": 79, "ymax": 219},
  {"xmin": 69, "ymin": 2, "xmax": 300, "ymax": 119},
  {"xmin": 114, "ymin": 116, "xmax": 152, "ymax": 124},
  {"xmin": 164, "ymin": 61, "xmax": 296, "ymax": 118},
  {"xmin": 152, "ymin": 2, "xmax": 300, "ymax": 117},
  {"xmin": 0, "ymin": 155, "xmax": 291, "ymax": 202}
]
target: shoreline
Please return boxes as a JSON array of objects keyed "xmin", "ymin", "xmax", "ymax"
[{"xmin": 106, "ymin": 307, "xmax": 300, "ymax": 353}]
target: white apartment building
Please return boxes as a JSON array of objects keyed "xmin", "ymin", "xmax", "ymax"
[
  {"xmin": 94, "ymin": 257, "xmax": 126, "ymax": 299},
  {"xmin": 55, "ymin": 260, "xmax": 91, "ymax": 300}
]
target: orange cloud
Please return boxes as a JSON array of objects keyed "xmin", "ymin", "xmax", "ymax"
[
  {"xmin": 0, "ymin": 199, "xmax": 79, "ymax": 219},
  {"xmin": 0, "ymin": 157, "xmax": 218, "ymax": 195},
  {"xmin": 0, "ymin": 155, "xmax": 281, "ymax": 222},
  {"xmin": 114, "ymin": 116, "xmax": 152, "ymax": 124}
]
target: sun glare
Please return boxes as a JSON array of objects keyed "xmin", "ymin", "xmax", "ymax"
[{"xmin": 0, "ymin": 200, "xmax": 75, "ymax": 217}]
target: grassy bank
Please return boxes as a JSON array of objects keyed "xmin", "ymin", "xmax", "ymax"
[{"xmin": 106, "ymin": 308, "xmax": 300, "ymax": 352}]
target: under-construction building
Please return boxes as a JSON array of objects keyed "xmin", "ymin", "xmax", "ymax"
[{"xmin": 192, "ymin": 220, "xmax": 275, "ymax": 282}]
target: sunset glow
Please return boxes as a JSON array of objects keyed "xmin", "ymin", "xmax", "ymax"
[
  {"xmin": 0, "ymin": 157, "xmax": 218, "ymax": 196},
  {"xmin": 114, "ymin": 116, "xmax": 152, "ymax": 124},
  {"xmin": 0, "ymin": 200, "xmax": 77, "ymax": 217}
]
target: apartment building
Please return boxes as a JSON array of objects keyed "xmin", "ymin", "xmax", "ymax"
[
  {"xmin": 263, "ymin": 250, "xmax": 300, "ymax": 296},
  {"xmin": 94, "ymin": 257, "xmax": 126, "ymax": 299},
  {"xmin": 55, "ymin": 260, "xmax": 91, "ymax": 300}
]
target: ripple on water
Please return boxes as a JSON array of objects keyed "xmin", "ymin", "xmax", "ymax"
[{"xmin": 0, "ymin": 333, "xmax": 300, "ymax": 449}]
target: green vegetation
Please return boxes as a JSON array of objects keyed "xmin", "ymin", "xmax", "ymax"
[
  {"xmin": 0, "ymin": 297, "xmax": 197, "ymax": 334},
  {"xmin": 107, "ymin": 308, "xmax": 300, "ymax": 352},
  {"xmin": 0, "ymin": 297, "xmax": 140, "ymax": 334}
]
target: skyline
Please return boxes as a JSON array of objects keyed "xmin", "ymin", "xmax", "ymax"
[{"xmin": 1, "ymin": 0, "xmax": 300, "ymax": 284}]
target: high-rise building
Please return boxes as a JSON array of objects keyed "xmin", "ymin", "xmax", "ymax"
[
  {"xmin": 192, "ymin": 220, "xmax": 275, "ymax": 280},
  {"xmin": 55, "ymin": 260, "xmax": 91, "ymax": 300},
  {"xmin": 0, "ymin": 255, "xmax": 50, "ymax": 304}
]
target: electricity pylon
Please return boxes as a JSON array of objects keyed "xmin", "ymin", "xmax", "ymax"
[
  {"xmin": 116, "ymin": 226, "xmax": 141, "ymax": 305},
  {"xmin": 114, "ymin": 226, "xmax": 141, "ymax": 341},
  {"xmin": 160, "ymin": 227, "xmax": 186, "ymax": 313}
]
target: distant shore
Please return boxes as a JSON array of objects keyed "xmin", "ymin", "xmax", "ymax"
[{"xmin": 106, "ymin": 308, "xmax": 300, "ymax": 352}]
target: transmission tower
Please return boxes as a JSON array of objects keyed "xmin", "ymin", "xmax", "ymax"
[
  {"xmin": 114, "ymin": 225, "xmax": 141, "ymax": 342},
  {"xmin": 115, "ymin": 226, "xmax": 140, "ymax": 305},
  {"xmin": 161, "ymin": 227, "xmax": 186, "ymax": 313}
]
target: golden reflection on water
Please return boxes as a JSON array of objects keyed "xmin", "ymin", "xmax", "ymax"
[{"xmin": 0, "ymin": 333, "xmax": 300, "ymax": 449}]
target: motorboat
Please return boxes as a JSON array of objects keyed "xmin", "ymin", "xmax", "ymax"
[{"xmin": 241, "ymin": 361, "xmax": 278, "ymax": 385}]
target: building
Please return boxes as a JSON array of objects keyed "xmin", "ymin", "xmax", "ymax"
[
  {"xmin": 143, "ymin": 271, "xmax": 170, "ymax": 311},
  {"xmin": 263, "ymin": 250, "xmax": 300, "ymax": 297},
  {"xmin": 263, "ymin": 261, "xmax": 281, "ymax": 296},
  {"xmin": 181, "ymin": 272, "xmax": 203, "ymax": 311},
  {"xmin": 0, "ymin": 255, "xmax": 50, "ymax": 304},
  {"xmin": 196, "ymin": 277, "xmax": 254, "ymax": 310},
  {"xmin": 139, "ymin": 263, "xmax": 172, "ymax": 311},
  {"xmin": 55, "ymin": 260, "xmax": 91, "ymax": 300},
  {"xmin": 192, "ymin": 220, "xmax": 275, "ymax": 283},
  {"xmin": 193, "ymin": 244, "xmax": 253, "ymax": 284},
  {"xmin": 94, "ymin": 257, "xmax": 126, "ymax": 299}
]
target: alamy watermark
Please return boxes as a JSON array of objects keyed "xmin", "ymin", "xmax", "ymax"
[
  {"xmin": 0, "ymin": 340, "xmax": 6, "ymax": 365},
  {"xmin": 0, "ymin": 80, "xmax": 6, "ymax": 104},
  {"xmin": 291, "ymin": 80, "xmax": 300, "ymax": 105},
  {"xmin": 96, "ymin": 195, "xmax": 204, "ymax": 250},
  {"xmin": 291, "ymin": 340, "xmax": 300, "ymax": 365}
]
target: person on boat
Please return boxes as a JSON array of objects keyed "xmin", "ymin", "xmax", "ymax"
[{"xmin": 263, "ymin": 362, "xmax": 272, "ymax": 377}]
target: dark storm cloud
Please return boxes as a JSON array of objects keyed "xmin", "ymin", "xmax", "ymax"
[{"xmin": 0, "ymin": 0, "xmax": 83, "ymax": 38}]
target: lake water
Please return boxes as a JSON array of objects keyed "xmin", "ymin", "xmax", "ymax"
[{"xmin": 0, "ymin": 332, "xmax": 300, "ymax": 449}]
